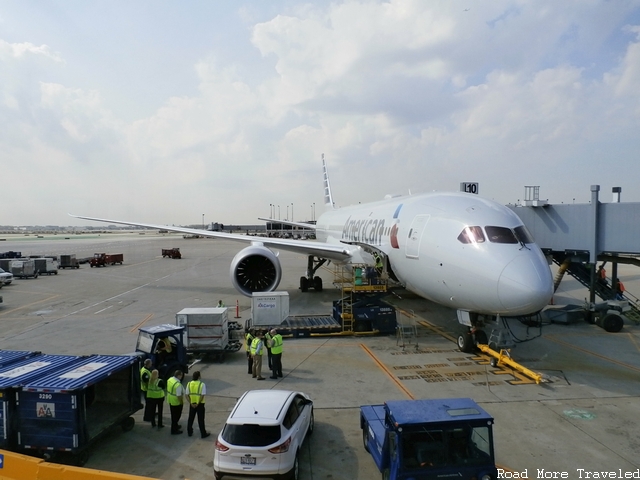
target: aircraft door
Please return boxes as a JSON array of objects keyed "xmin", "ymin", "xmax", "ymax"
[{"xmin": 405, "ymin": 215, "xmax": 430, "ymax": 259}]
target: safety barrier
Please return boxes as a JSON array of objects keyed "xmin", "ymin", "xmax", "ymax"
[{"xmin": 0, "ymin": 449, "xmax": 157, "ymax": 480}]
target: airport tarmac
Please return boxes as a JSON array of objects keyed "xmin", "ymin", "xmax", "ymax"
[{"xmin": 0, "ymin": 232, "xmax": 639, "ymax": 479}]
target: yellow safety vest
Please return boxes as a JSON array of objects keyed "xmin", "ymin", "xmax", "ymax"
[
  {"xmin": 245, "ymin": 332, "xmax": 254, "ymax": 352},
  {"xmin": 146, "ymin": 378, "xmax": 165, "ymax": 399},
  {"xmin": 187, "ymin": 380, "xmax": 205, "ymax": 404},
  {"xmin": 250, "ymin": 337, "xmax": 264, "ymax": 356},
  {"xmin": 271, "ymin": 334, "xmax": 283, "ymax": 355},
  {"xmin": 140, "ymin": 366, "xmax": 151, "ymax": 392},
  {"xmin": 166, "ymin": 376, "xmax": 183, "ymax": 406}
]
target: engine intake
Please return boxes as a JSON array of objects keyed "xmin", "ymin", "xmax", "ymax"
[{"xmin": 230, "ymin": 245, "xmax": 282, "ymax": 296}]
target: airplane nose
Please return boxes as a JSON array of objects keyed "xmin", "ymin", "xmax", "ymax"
[{"xmin": 498, "ymin": 254, "xmax": 553, "ymax": 315}]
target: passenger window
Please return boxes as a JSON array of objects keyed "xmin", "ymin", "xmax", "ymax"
[
  {"xmin": 514, "ymin": 225, "xmax": 534, "ymax": 244},
  {"xmin": 457, "ymin": 226, "xmax": 485, "ymax": 244},
  {"xmin": 283, "ymin": 402, "xmax": 300, "ymax": 430},
  {"xmin": 485, "ymin": 226, "xmax": 518, "ymax": 244}
]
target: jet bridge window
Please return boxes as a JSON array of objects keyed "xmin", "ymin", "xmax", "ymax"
[
  {"xmin": 485, "ymin": 226, "xmax": 518, "ymax": 244},
  {"xmin": 457, "ymin": 226, "xmax": 485, "ymax": 244}
]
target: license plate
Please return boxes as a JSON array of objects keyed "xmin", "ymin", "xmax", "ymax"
[{"xmin": 240, "ymin": 457, "xmax": 256, "ymax": 465}]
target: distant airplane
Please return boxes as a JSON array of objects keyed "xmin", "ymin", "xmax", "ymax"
[{"xmin": 72, "ymin": 156, "xmax": 553, "ymax": 352}]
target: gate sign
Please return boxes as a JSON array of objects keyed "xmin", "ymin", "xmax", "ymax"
[{"xmin": 460, "ymin": 182, "xmax": 479, "ymax": 194}]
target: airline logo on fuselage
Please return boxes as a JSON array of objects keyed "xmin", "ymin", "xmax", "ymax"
[{"xmin": 342, "ymin": 216, "xmax": 385, "ymax": 245}]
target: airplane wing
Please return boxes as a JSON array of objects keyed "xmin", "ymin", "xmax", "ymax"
[{"xmin": 70, "ymin": 214, "xmax": 353, "ymax": 263}]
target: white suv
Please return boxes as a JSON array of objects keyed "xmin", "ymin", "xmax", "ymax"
[
  {"xmin": 214, "ymin": 389, "xmax": 314, "ymax": 480},
  {"xmin": 0, "ymin": 268, "xmax": 13, "ymax": 286}
]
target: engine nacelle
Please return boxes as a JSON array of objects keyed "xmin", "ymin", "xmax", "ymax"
[{"xmin": 230, "ymin": 245, "xmax": 282, "ymax": 297}]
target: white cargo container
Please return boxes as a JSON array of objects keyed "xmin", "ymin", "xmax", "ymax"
[
  {"xmin": 10, "ymin": 260, "xmax": 38, "ymax": 279},
  {"xmin": 251, "ymin": 292, "xmax": 290, "ymax": 326},
  {"xmin": 176, "ymin": 307, "xmax": 229, "ymax": 352}
]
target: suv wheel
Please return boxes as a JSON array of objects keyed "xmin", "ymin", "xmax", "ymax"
[
  {"xmin": 307, "ymin": 410, "xmax": 314, "ymax": 436},
  {"xmin": 287, "ymin": 452, "xmax": 299, "ymax": 480}
]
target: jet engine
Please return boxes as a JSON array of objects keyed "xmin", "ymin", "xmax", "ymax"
[{"xmin": 230, "ymin": 245, "xmax": 282, "ymax": 296}]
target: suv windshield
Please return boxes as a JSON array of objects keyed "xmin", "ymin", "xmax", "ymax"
[{"xmin": 222, "ymin": 424, "xmax": 281, "ymax": 447}]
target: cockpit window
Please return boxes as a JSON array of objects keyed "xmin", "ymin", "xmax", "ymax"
[
  {"xmin": 514, "ymin": 225, "xmax": 534, "ymax": 244},
  {"xmin": 457, "ymin": 226, "xmax": 485, "ymax": 244},
  {"xmin": 485, "ymin": 226, "xmax": 518, "ymax": 244}
]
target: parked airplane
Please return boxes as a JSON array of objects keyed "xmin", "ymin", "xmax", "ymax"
[{"xmin": 72, "ymin": 157, "xmax": 553, "ymax": 352}]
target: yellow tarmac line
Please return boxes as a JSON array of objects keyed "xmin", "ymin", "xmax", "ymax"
[
  {"xmin": 0, "ymin": 294, "xmax": 59, "ymax": 318},
  {"xmin": 360, "ymin": 343, "xmax": 415, "ymax": 400},
  {"xmin": 130, "ymin": 313, "xmax": 154, "ymax": 333},
  {"xmin": 546, "ymin": 334, "xmax": 640, "ymax": 373},
  {"xmin": 625, "ymin": 332, "xmax": 640, "ymax": 353}
]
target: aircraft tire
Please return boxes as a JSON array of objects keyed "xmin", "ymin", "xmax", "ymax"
[
  {"xmin": 313, "ymin": 276, "xmax": 323, "ymax": 292},
  {"xmin": 457, "ymin": 331, "xmax": 473, "ymax": 353},
  {"xmin": 300, "ymin": 276, "xmax": 309, "ymax": 292}
]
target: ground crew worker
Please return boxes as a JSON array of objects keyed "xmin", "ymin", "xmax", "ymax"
[
  {"xmin": 251, "ymin": 331, "xmax": 265, "ymax": 380},
  {"xmin": 146, "ymin": 369, "xmax": 165, "ymax": 429},
  {"xmin": 264, "ymin": 329, "xmax": 273, "ymax": 370},
  {"xmin": 245, "ymin": 328, "xmax": 254, "ymax": 374},
  {"xmin": 269, "ymin": 329, "xmax": 283, "ymax": 379},
  {"xmin": 140, "ymin": 359, "xmax": 153, "ymax": 421},
  {"xmin": 615, "ymin": 278, "xmax": 626, "ymax": 300},
  {"xmin": 217, "ymin": 300, "xmax": 225, "ymax": 308},
  {"xmin": 597, "ymin": 264, "xmax": 607, "ymax": 286},
  {"xmin": 186, "ymin": 370, "xmax": 210, "ymax": 438},
  {"xmin": 166, "ymin": 370, "xmax": 184, "ymax": 435}
]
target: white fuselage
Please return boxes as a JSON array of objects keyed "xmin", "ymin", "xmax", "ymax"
[{"xmin": 315, "ymin": 192, "xmax": 553, "ymax": 316}]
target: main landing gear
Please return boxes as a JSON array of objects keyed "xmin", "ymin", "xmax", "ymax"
[{"xmin": 300, "ymin": 255, "xmax": 327, "ymax": 293}]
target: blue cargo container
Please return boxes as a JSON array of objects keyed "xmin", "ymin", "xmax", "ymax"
[
  {"xmin": 0, "ymin": 350, "xmax": 41, "ymax": 368},
  {"xmin": 17, "ymin": 354, "xmax": 143, "ymax": 464},
  {"xmin": 0, "ymin": 354, "xmax": 80, "ymax": 450}
]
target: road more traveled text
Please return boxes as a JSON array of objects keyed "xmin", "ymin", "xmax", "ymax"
[{"xmin": 497, "ymin": 469, "xmax": 640, "ymax": 479}]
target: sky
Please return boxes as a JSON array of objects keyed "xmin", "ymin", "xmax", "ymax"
[{"xmin": 2, "ymin": 0, "xmax": 640, "ymax": 227}]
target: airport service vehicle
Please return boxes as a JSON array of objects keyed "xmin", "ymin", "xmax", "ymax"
[
  {"xmin": 73, "ymin": 156, "xmax": 554, "ymax": 352},
  {"xmin": 214, "ymin": 389, "xmax": 314, "ymax": 480},
  {"xmin": 162, "ymin": 247, "xmax": 182, "ymax": 259},
  {"xmin": 361, "ymin": 398, "xmax": 497, "ymax": 480},
  {"xmin": 175, "ymin": 308, "xmax": 242, "ymax": 359},
  {"xmin": 58, "ymin": 254, "xmax": 80, "ymax": 269},
  {"xmin": 245, "ymin": 292, "xmax": 397, "ymax": 336},
  {"xmin": 135, "ymin": 324, "xmax": 190, "ymax": 380},
  {"xmin": 33, "ymin": 257, "xmax": 57, "ymax": 275},
  {"xmin": 16, "ymin": 354, "xmax": 142, "ymax": 465},
  {"xmin": 0, "ymin": 267, "xmax": 13, "ymax": 285},
  {"xmin": 90, "ymin": 253, "xmax": 124, "ymax": 267}
]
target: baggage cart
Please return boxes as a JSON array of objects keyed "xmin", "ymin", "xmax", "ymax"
[
  {"xmin": 176, "ymin": 308, "xmax": 242, "ymax": 359},
  {"xmin": 10, "ymin": 259, "xmax": 39, "ymax": 279},
  {"xmin": 17, "ymin": 354, "xmax": 143, "ymax": 465},
  {"xmin": 0, "ymin": 354, "xmax": 81, "ymax": 450},
  {"xmin": 105, "ymin": 253, "xmax": 124, "ymax": 265},
  {"xmin": 33, "ymin": 257, "xmax": 58, "ymax": 275},
  {"xmin": 58, "ymin": 254, "xmax": 79, "ymax": 269}
]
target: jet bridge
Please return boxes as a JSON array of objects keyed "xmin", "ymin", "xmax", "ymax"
[{"xmin": 507, "ymin": 185, "xmax": 640, "ymax": 325}]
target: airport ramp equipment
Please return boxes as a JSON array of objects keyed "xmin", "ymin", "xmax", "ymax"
[
  {"xmin": 0, "ymin": 350, "xmax": 41, "ymax": 368},
  {"xmin": 17, "ymin": 354, "xmax": 143, "ymax": 465},
  {"xmin": 0, "ymin": 354, "xmax": 81, "ymax": 450}
]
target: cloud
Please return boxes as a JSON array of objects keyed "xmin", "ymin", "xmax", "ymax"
[{"xmin": 1, "ymin": 1, "xmax": 640, "ymax": 225}]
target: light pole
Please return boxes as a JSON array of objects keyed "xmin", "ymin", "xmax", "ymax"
[
  {"xmin": 291, "ymin": 203, "xmax": 294, "ymax": 222},
  {"xmin": 278, "ymin": 205, "xmax": 280, "ymax": 220},
  {"xmin": 202, "ymin": 213, "xmax": 204, "ymax": 230},
  {"xmin": 269, "ymin": 204, "xmax": 273, "ymax": 219},
  {"xmin": 286, "ymin": 205, "xmax": 289, "ymax": 221}
]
